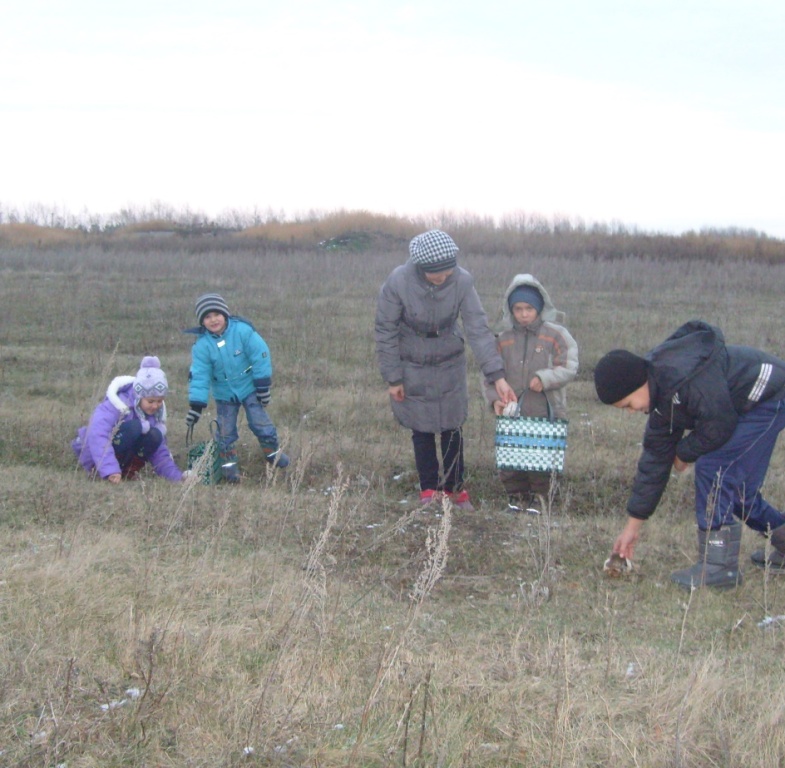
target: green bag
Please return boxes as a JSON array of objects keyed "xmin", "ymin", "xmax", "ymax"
[{"xmin": 186, "ymin": 421, "xmax": 223, "ymax": 485}]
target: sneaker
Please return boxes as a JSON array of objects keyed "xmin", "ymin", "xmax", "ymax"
[
  {"xmin": 447, "ymin": 489, "xmax": 475, "ymax": 512},
  {"xmin": 265, "ymin": 449, "xmax": 290, "ymax": 468},
  {"xmin": 419, "ymin": 489, "xmax": 442, "ymax": 507},
  {"xmin": 506, "ymin": 495, "xmax": 527, "ymax": 514}
]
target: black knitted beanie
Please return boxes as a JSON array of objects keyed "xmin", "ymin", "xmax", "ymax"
[{"xmin": 594, "ymin": 349, "xmax": 648, "ymax": 405}]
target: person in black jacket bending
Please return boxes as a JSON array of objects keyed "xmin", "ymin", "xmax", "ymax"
[{"xmin": 594, "ymin": 320, "xmax": 785, "ymax": 590}]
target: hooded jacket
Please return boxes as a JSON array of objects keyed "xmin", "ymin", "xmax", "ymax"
[
  {"xmin": 71, "ymin": 377, "xmax": 182, "ymax": 481},
  {"xmin": 483, "ymin": 274, "xmax": 578, "ymax": 420},
  {"xmin": 375, "ymin": 262, "xmax": 505, "ymax": 433},
  {"xmin": 628, "ymin": 320, "xmax": 785, "ymax": 519},
  {"xmin": 186, "ymin": 316, "xmax": 273, "ymax": 406}
]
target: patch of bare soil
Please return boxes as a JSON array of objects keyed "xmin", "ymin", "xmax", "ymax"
[{"xmin": 337, "ymin": 496, "xmax": 564, "ymax": 602}]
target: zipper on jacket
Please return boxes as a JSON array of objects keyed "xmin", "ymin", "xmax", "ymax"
[{"xmin": 659, "ymin": 333, "xmax": 722, "ymax": 435}]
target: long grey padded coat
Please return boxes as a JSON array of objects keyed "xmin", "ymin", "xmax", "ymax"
[{"xmin": 375, "ymin": 262, "xmax": 505, "ymax": 434}]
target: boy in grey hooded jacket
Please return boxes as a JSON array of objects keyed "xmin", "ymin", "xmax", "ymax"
[{"xmin": 484, "ymin": 274, "xmax": 578, "ymax": 510}]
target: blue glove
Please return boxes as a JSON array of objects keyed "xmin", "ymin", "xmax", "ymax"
[{"xmin": 256, "ymin": 385, "xmax": 271, "ymax": 407}]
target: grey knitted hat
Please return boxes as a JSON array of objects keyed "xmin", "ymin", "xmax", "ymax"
[
  {"xmin": 408, "ymin": 230, "xmax": 458, "ymax": 272},
  {"xmin": 195, "ymin": 293, "xmax": 230, "ymax": 324},
  {"xmin": 133, "ymin": 356, "xmax": 169, "ymax": 399}
]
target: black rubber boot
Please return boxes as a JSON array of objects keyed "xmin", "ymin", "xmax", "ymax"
[
  {"xmin": 750, "ymin": 523, "xmax": 785, "ymax": 572},
  {"xmin": 670, "ymin": 523, "xmax": 743, "ymax": 590}
]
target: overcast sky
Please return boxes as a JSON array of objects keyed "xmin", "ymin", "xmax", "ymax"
[{"xmin": 2, "ymin": 0, "xmax": 784, "ymax": 236}]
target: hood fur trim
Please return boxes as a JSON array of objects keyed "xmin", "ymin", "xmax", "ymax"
[
  {"xmin": 499, "ymin": 273, "xmax": 565, "ymax": 329},
  {"xmin": 105, "ymin": 374, "xmax": 168, "ymax": 434},
  {"xmin": 106, "ymin": 376, "xmax": 135, "ymax": 415}
]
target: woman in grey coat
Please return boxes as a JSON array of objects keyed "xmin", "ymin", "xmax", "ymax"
[{"xmin": 375, "ymin": 229, "xmax": 516, "ymax": 511}]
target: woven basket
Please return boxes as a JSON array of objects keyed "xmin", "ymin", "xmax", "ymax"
[{"xmin": 495, "ymin": 413, "xmax": 568, "ymax": 473}]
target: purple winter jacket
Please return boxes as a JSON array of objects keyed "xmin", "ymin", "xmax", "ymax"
[{"xmin": 71, "ymin": 376, "xmax": 183, "ymax": 482}]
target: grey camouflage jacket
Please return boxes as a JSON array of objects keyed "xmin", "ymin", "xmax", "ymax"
[{"xmin": 483, "ymin": 273, "xmax": 578, "ymax": 420}]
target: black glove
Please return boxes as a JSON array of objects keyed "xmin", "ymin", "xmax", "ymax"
[
  {"xmin": 185, "ymin": 404, "xmax": 204, "ymax": 428},
  {"xmin": 256, "ymin": 385, "xmax": 271, "ymax": 407}
]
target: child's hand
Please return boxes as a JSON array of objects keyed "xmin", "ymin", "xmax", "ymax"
[
  {"xmin": 528, "ymin": 376, "xmax": 544, "ymax": 393},
  {"xmin": 256, "ymin": 385, "xmax": 271, "ymax": 407},
  {"xmin": 107, "ymin": 473, "xmax": 121, "ymax": 484},
  {"xmin": 614, "ymin": 517, "xmax": 644, "ymax": 561},
  {"xmin": 185, "ymin": 407, "xmax": 202, "ymax": 428},
  {"xmin": 388, "ymin": 384, "xmax": 405, "ymax": 402}
]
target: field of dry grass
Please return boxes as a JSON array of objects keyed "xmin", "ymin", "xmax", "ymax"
[{"xmin": 3, "ymin": 242, "xmax": 785, "ymax": 766}]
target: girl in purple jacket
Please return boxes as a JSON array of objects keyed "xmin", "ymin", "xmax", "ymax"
[{"xmin": 71, "ymin": 356, "xmax": 184, "ymax": 483}]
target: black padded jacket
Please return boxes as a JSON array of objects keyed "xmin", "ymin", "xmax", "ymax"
[{"xmin": 627, "ymin": 320, "xmax": 785, "ymax": 520}]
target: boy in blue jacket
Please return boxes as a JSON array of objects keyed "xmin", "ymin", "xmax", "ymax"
[
  {"xmin": 185, "ymin": 293, "xmax": 289, "ymax": 483},
  {"xmin": 594, "ymin": 320, "xmax": 785, "ymax": 590}
]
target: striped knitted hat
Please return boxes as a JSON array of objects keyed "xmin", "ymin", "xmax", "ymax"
[
  {"xmin": 408, "ymin": 230, "xmax": 458, "ymax": 273},
  {"xmin": 195, "ymin": 293, "xmax": 230, "ymax": 324}
]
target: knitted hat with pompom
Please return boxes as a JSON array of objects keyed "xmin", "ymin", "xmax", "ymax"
[{"xmin": 133, "ymin": 356, "xmax": 169, "ymax": 399}]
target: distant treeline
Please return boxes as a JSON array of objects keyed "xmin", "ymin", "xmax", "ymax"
[{"xmin": 0, "ymin": 205, "xmax": 783, "ymax": 263}]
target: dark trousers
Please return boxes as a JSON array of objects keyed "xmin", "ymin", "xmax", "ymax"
[
  {"xmin": 112, "ymin": 420, "xmax": 162, "ymax": 472},
  {"xmin": 412, "ymin": 429, "xmax": 464, "ymax": 493},
  {"xmin": 500, "ymin": 470, "xmax": 551, "ymax": 500},
  {"xmin": 695, "ymin": 398, "xmax": 785, "ymax": 531}
]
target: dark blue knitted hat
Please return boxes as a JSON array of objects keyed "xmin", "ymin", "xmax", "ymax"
[{"xmin": 508, "ymin": 285, "xmax": 544, "ymax": 314}]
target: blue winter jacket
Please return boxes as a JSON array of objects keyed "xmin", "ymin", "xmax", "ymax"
[{"xmin": 186, "ymin": 317, "xmax": 273, "ymax": 406}]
